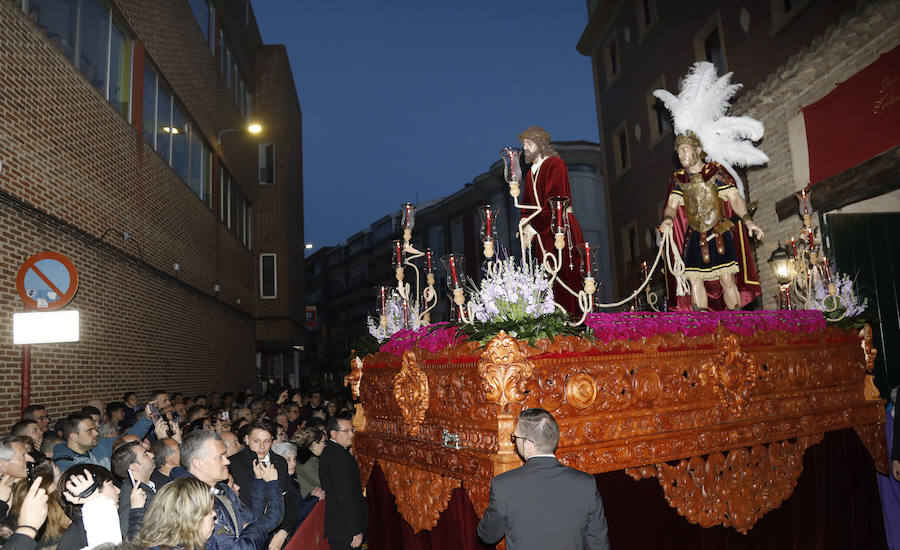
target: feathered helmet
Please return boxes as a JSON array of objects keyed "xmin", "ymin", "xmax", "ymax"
[{"xmin": 653, "ymin": 62, "xmax": 769, "ymax": 197}]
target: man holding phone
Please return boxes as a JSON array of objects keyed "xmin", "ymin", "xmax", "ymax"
[{"xmin": 0, "ymin": 436, "xmax": 35, "ymax": 483}]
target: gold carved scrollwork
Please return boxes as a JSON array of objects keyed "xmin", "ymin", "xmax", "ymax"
[
  {"xmin": 478, "ymin": 331, "xmax": 534, "ymax": 409},
  {"xmin": 346, "ymin": 356, "xmax": 364, "ymax": 400},
  {"xmin": 854, "ymin": 422, "xmax": 889, "ymax": 475},
  {"xmin": 357, "ymin": 453, "xmax": 375, "ymax": 489},
  {"xmin": 464, "ymin": 481, "xmax": 491, "ymax": 519},
  {"xmin": 632, "ymin": 367, "xmax": 661, "ymax": 403},
  {"xmin": 626, "ymin": 435, "xmax": 822, "ymax": 533},
  {"xmin": 392, "ymin": 350, "xmax": 429, "ymax": 436},
  {"xmin": 700, "ymin": 327, "xmax": 758, "ymax": 412},
  {"xmin": 566, "ymin": 373, "xmax": 598, "ymax": 409},
  {"xmin": 380, "ymin": 460, "xmax": 461, "ymax": 533}
]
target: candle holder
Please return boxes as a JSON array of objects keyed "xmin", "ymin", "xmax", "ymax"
[
  {"xmin": 499, "ymin": 147, "xmax": 522, "ymax": 198},
  {"xmin": 393, "ymin": 239, "xmax": 405, "ymax": 281},
  {"xmin": 401, "ymin": 202, "xmax": 416, "ymax": 243},
  {"xmin": 478, "ymin": 204, "xmax": 499, "ymax": 259}
]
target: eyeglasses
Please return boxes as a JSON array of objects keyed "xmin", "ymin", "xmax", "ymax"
[
  {"xmin": 509, "ymin": 434, "xmax": 532, "ymax": 445},
  {"xmin": 335, "ymin": 428, "xmax": 355, "ymax": 433}
]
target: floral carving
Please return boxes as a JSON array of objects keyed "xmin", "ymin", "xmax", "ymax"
[
  {"xmin": 380, "ymin": 460, "xmax": 461, "ymax": 533},
  {"xmin": 357, "ymin": 453, "xmax": 375, "ymax": 489},
  {"xmin": 632, "ymin": 366, "xmax": 661, "ymax": 403},
  {"xmin": 346, "ymin": 356, "xmax": 364, "ymax": 400},
  {"xmin": 860, "ymin": 324, "xmax": 877, "ymax": 373},
  {"xmin": 392, "ymin": 350, "xmax": 429, "ymax": 436},
  {"xmin": 464, "ymin": 480, "xmax": 491, "ymax": 519},
  {"xmin": 626, "ymin": 435, "xmax": 822, "ymax": 533},
  {"xmin": 700, "ymin": 327, "xmax": 758, "ymax": 412},
  {"xmin": 478, "ymin": 331, "xmax": 534, "ymax": 409},
  {"xmin": 566, "ymin": 373, "xmax": 598, "ymax": 409}
]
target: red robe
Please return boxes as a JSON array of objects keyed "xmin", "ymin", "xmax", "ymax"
[
  {"xmin": 663, "ymin": 162, "xmax": 762, "ymax": 311},
  {"xmin": 520, "ymin": 155, "xmax": 586, "ymax": 314}
]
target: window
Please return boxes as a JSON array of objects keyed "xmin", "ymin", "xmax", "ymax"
[
  {"xmin": 218, "ymin": 28, "xmax": 250, "ymax": 118},
  {"xmin": 219, "ymin": 165, "xmax": 251, "ymax": 247},
  {"xmin": 636, "ymin": 0, "xmax": 658, "ymax": 40},
  {"xmin": 646, "ymin": 75, "xmax": 671, "ymax": 145},
  {"xmin": 260, "ymin": 254, "xmax": 277, "ymax": 299},
  {"xmin": 259, "ymin": 143, "xmax": 275, "ymax": 184},
  {"xmin": 694, "ymin": 14, "xmax": 727, "ymax": 74},
  {"xmin": 25, "ymin": 0, "xmax": 132, "ymax": 120},
  {"xmin": 770, "ymin": 0, "xmax": 812, "ymax": 33},
  {"xmin": 621, "ymin": 221, "xmax": 639, "ymax": 264},
  {"xmin": 187, "ymin": 0, "xmax": 211, "ymax": 45},
  {"xmin": 602, "ymin": 32, "xmax": 620, "ymax": 86},
  {"xmin": 612, "ymin": 121, "xmax": 631, "ymax": 177},
  {"xmin": 142, "ymin": 62, "xmax": 213, "ymax": 207}
]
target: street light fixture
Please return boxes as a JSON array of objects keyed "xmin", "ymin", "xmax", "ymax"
[{"xmin": 217, "ymin": 122, "xmax": 263, "ymax": 144}]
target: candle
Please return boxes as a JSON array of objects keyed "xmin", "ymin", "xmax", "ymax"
[
  {"xmin": 426, "ymin": 249, "xmax": 433, "ymax": 273},
  {"xmin": 485, "ymin": 209, "xmax": 492, "ymax": 237},
  {"xmin": 806, "ymin": 228, "xmax": 815, "ymax": 248},
  {"xmin": 585, "ymin": 244, "xmax": 592, "ymax": 273},
  {"xmin": 641, "ymin": 260, "xmax": 648, "ymax": 278},
  {"xmin": 379, "ymin": 286, "xmax": 387, "ymax": 311},
  {"xmin": 449, "ymin": 256, "xmax": 459, "ymax": 285},
  {"xmin": 822, "ymin": 257, "xmax": 832, "ymax": 282},
  {"xmin": 555, "ymin": 202, "xmax": 565, "ymax": 234},
  {"xmin": 393, "ymin": 240, "xmax": 403, "ymax": 268},
  {"xmin": 800, "ymin": 189, "xmax": 809, "ymax": 214},
  {"xmin": 790, "ymin": 238, "xmax": 798, "ymax": 259},
  {"xmin": 402, "ymin": 299, "xmax": 409, "ymax": 327}
]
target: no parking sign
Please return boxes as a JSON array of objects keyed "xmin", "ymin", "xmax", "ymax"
[{"xmin": 15, "ymin": 251, "xmax": 79, "ymax": 310}]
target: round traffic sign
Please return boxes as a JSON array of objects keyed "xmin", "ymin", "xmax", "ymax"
[{"xmin": 16, "ymin": 252, "xmax": 79, "ymax": 311}]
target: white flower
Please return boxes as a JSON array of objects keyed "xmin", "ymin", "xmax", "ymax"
[{"xmin": 469, "ymin": 258, "xmax": 556, "ymax": 323}]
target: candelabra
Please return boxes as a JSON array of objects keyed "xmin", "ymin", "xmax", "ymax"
[{"xmin": 387, "ymin": 202, "xmax": 438, "ymax": 330}]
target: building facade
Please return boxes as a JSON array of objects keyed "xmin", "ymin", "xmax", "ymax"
[
  {"xmin": 308, "ymin": 142, "xmax": 606, "ymax": 374},
  {"xmin": 0, "ymin": 0, "xmax": 304, "ymax": 426},
  {"xmin": 578, "ymin": 0, "xmax": 899, "ymax": 391}
]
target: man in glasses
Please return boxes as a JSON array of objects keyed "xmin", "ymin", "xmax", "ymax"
[
  {"xmin": 319, "ymin": 413, "xmax": 366, "ymax": 549},
  {"xmin": 478, "ymin": 408, "xmax": 609, "ymax": 550}
]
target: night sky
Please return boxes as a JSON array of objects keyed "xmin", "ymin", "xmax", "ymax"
[{"xmin": 251, "ymin": 0, "xmax": 598, "ymax": 252}]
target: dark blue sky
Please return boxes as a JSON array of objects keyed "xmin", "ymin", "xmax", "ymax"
[{"xmin": 251, "ymin": 0, "xmax": 599, "ymax": 251}]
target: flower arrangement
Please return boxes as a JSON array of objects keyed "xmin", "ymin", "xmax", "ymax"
[
  {"xmin": 468, "ymin": 258, "xmax": 556, "ymax": 322},
  {"xmin": 366, "ymin": 289, "xmax": 409, "ymax": 342},
  {"xmin": 807, "ymin": 272, "xmax": 868, "ymax": 328}
]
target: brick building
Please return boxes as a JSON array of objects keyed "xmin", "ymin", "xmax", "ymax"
[
  {"xmin": 0, "ymin": 0, "xmax": 304, "ymax": 426},
  {"xmin": 578, "ymin": 0, "xmax": 899, "ymax": 391},
  {"xmin": 309, "ymin": 142, "xmax": 606, "ymax": 374}
]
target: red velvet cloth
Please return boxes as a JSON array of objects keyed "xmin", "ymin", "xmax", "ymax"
[
  {"xmin": 365, "ymin": 429, "xmax": 885, "ymax": 549},
  {"xmin": 663, "ymin": 163, "xmax": 761, "ymax": 311},
  {"xmin": 520, "ymin": 155, "xmax": 586, "ymax": 314},
  {"xmin": 285, "ymin": 500, "xmax": 328, "ymax": 550},
  {"xmin": 803, "ymin": 44, "xmax": 900, "ymax": 185}
]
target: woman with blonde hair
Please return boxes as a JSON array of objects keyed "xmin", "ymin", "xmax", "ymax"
[{"xmin": 132, "ymin": 477, "xmax": 216, "ymax": 550}]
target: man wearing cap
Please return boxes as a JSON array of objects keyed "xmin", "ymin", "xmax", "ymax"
[{"xmin": 518, "ymin": 126, "xmax": 586, "ymax": 314}]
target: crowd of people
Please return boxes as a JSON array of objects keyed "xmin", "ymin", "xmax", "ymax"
[{"xmin": 0, "ymin": 387, "xmax": 365, "ymax": 550}]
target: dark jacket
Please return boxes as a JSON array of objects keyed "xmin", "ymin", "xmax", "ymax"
[
  {"xmin": 117, "ymin": 478, "xmax": 156, "ymax": 537},
  {"xmin": 170, "ymin": 467, "xmax": 283, "ymax": 550},
  {"xmin": 477, "ymin": 456, "xmax": 609, "ymax": 550},
  {"xmin": 1, "ymin": 534, "xmax": 36, "ymax": 550},
  {"xmin": 52, "ymin": 416, "xmax": 153, "ymax": 472},
  {"xmin": 318, "ymin": 440, "xmax": 367, "ymax": 544},
  {"xmin": 228, "ymin": 447, "xmax": 301, "ymax": 535}
]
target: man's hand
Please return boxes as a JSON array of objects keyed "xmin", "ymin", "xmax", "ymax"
[
  {"xmin": 350, "ymin": 533, "xmax": 363, "ymax": 548},
  {"xmin": 16, "ymin": 477, "xmax": 48, "ymax": 538},
  {"xmin": 153, "ymin": 418, "xmax": 171, "ymax": 441},
  {"xmin": 130, "ymin": 485, "xmax": 146, "ymax": 509},
  {"xmin": 276, "ymin": 389, "xmax": 289, "ymax": 406},
  {"xmin": 893, "ymin": 459, "xmax": 900, "ymax": 482},
  {"xmin": 63, "ymin": 471, "xmax": 102, "ymax": 505},
  {"xmin": 744, "ymin": 220, "xmax": 764, "ymax": 240},
  {"xmin": 170, "ymin": 421, "xmax": 183, "ymax": 444},
  {"xmin": 268, "ymin": 529, "xmax": 288, "ymax": 550},
  {"xmin": 310, "ymin": 487, "xmax": 325, "ymax": 500},
  {"xmin": 659, "ymin": 217, "xmax": 674, "ymax": 231},
  {"xmin": 253, "ymin": 460, "xmax": 278, "ymax": 482}
]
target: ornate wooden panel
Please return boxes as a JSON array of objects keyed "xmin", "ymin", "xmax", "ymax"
[{"xmin": 351, "ymin": 323, "xmax": 887, "ymax": 534}]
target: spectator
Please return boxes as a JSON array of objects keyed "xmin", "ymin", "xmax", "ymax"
[
  {"xmin": 148, "ymin": 391, "xmax": 171, "ymax": 411},
  {"xmin": 149, "ymin": 438, "xmax": 180, "ymax": 488},
  {"xmin": 222, "ymin": 393, "xmax": 234, "ymax": 410},
  {"xmin": 110, "ymin": 441, "xmax": 156, "ymax": 536},
  {"xmin": 122, "ymin": 393, "xmax": 138, "ymax": 412},
  {"xmin": 0, "ymin": 436, "xmax": 35, "ymax": 484},
  {"xmin": 220, "ymin": 432, "xmax": 243, "ymax": 458},
  {"xmin": 39, "ymin": 436, "xmax": 63, "ymax": 461},
  {"xmin": 53, "ymin": 409, "xmax": 151, "ymax": 472},
  {"xmin": 79, "ymin": 408, "xmax": 101, "ymax": 426},
  {"xmin": 105, "ymin": 403, "xmax": 128, "ymax": 430},
  {"xmin": 210, "ymin": 392, "xmax": 222, "ymax": 409},
  {"xmin": 284, "ymin": 403, "xmax": 303, "ymax": 438},
  {"xmin": 228, "ymin": 420, "xmax": 300, "ymax": 549},
  {"xmin": 98, "ymin": 423, "xmax": 119, "ymax": 440},
  {"xmin": 293, "ymin": 427, "xmax": 326, "ymax": 499},
  {"xmin": 177, "ymin": 430, "xmax": 283, "ymax": 550},
  {"xmin": 84, "ymin": 401, "xmax": 104, "ymax": 421},
  {"xmin": 186, "ymin": 406, "xmax": 208, "ymax": 424},
  {"xmin": 57, "ymin": 466, "xmax": 138, "ymax": 550},
  {"xmin": 132, "ymin": 477, "xmax": 216, "ymax": 550},
  {"xmin": 9, "ymin": 462, "xmax": 69, "ymax": 548},
  {"xmin": 5, "ymin": 477, "xmax": 49, "ymax": 550},
  {"xmin": 319, "ymin": 414, "xmax": 367, "ymax": 550},
  {"xmin": 271, "ymin": 442, "xmax": 323, "ymax": 526},
  {"xmin": 303, "ymin": 392, "xmax": 322, "ymax": 420},
  {"xmin": 11, "ymin": 421, "xmax": 43, "ymax": 452},
  {"xmin": 21, "ymin": 406, "xmax": 51, "ymax": 439}
]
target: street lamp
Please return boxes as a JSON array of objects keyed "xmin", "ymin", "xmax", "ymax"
[
  {"xmin": 767, "ymin": 242, "xmax": 798, "ymax": 309},
  {"xmin": 217, "ymin": 122, "xmax": 263, "ymax": 144}
]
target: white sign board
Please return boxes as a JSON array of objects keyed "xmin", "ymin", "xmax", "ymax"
[{"xmin": 13, "ymin": 310, "xmax": 80, "ymax": 344}]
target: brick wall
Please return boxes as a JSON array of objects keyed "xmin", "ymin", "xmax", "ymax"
[
  {"xmin": 0, "ymin": 0, "xmax": 278, "ymax": 427},
  {"xmin": 732, "ymin": 1, "xmax": 900, "ymax": 308}
]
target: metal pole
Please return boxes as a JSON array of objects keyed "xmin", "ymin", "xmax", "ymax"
[{"xmin": 21, "ymin": 344, "xmax": 31, "ymax": 413}]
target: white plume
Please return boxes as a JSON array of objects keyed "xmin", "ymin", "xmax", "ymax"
[{"xmin": 652, "ymin": 61, "xmax": 768, "ymax": 197}]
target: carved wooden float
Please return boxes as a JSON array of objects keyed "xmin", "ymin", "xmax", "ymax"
[{"xmin": 346, "ymin": 316, "xmax": 887, "ymax": 535}]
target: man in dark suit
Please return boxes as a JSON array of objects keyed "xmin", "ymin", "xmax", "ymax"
[
  {"xmin": 477, "ymin": 408, "xmax": 610, "ymax": 550},
  {"xmin": 111, "ymin": 440, "xmax": 157, "ymax": 536},
  {"xmin": 228, "ymin": 419, "xmax": 300, "ymax": 550},
  {"xmin": 319, "ymin": 413, "xmax": 367, "ymax": 550}
]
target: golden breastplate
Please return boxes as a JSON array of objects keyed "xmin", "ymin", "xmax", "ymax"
[{"xmin": 682, "ymin": 173, "xmax": 723, "ymax": 232}]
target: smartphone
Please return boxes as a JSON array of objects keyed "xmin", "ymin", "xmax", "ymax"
[
  {"xmin": 147, "ymin": 403, "xmax": 161, "ymax": 423},
  {"xmin": 220, "ymin": 411, "xmax": 230, "ymax": 421},
  {"xmin": 26, "ymin": 462, "xmax": 36, "ymax": 484}
]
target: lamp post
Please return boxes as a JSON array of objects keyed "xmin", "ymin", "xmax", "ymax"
[{"xmin": 768, "ymin": 242, "xmax": 798, "ymax": 309}]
